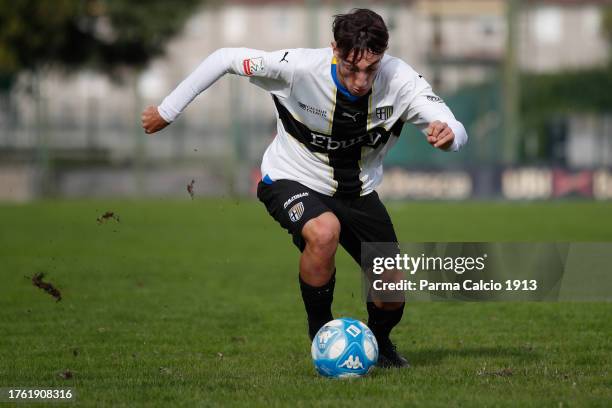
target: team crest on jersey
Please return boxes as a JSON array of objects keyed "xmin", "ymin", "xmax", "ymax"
[
  {"xmin": 242, "ymin": 57, "xmax": 265, "ymax": 76},
  {"xmin": 288, "ymin": 202, "xmax": 305, "ymax": 222},
  {"xmin": 375, "ymin": 106, "xmax": 393, "ymax": 120}
]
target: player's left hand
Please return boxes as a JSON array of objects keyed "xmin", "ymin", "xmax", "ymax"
[{"xmin": 426, "ymin": 120, "xmax": 454, "ymax": 150}]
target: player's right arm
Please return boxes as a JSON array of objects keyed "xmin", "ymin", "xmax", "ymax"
[{"xmin": 141, "ymin": 48, "xmax": 297, "ymax": 134}]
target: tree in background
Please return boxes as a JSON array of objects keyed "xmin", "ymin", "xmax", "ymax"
[
  {"xmin": 0, "ymin": 0, "xmax": 203, "ymax": 90},
  {"xmin": 603, "ymin": 5, "xmax": 612, "ymax": 56},
  {"xmin": 516, "ymin": 5, "xmax": 612, "ymax": 162}
]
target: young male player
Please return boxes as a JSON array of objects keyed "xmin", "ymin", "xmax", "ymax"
[{"xmin": 142, "ymin": 8, "xmax": 467, "ymax": 368}]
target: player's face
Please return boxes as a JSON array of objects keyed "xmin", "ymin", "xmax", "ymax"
[{"xmin": 333, "ymin": 47, "xmax": 383, "ymax": 97}]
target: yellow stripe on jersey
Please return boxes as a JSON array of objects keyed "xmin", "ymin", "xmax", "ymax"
[{"xmin": 328, "ymin": 56, "xmax": 338, "ymax": 136}]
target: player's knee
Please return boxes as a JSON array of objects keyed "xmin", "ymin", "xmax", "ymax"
[{"xmin": 302, "ymin": 212, "xmax": 340, "ymax": 256}]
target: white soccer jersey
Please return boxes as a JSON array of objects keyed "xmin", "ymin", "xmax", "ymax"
[{"xmin": 158, "ymin": 47, "xmax": 467, "ymax": 198}]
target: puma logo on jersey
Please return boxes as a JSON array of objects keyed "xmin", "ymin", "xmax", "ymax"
[
  {"xmin": 280, "ymin": 51, "xmax": 289, "ymax": 63},
  {"xmin": 342, "ymin": 112, "xmax": 361, "ymax": 122},
  {"xmin": 338, "ymin": 355, "xmax": 364, "ymax": 369}
]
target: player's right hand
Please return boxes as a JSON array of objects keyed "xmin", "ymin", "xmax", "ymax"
[{"xmin": 141, "ymin": 106, "xmax": 169, "ymax": 134}]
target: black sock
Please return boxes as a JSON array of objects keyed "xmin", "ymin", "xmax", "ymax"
[
  {"xmin": 299, "ymin": 271, "xmax": 335, "ymax": 340},
  {"xmin": 367, "ymin": 302, "xmax": 404, "ymax": 346}
]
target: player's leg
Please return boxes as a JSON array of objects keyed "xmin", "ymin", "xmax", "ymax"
[
  {"xmin": 299, "ymin": 212, "xmax": 340, "ymax": 339},
  {"xmin": 256, "ymin": 179, "xmax": 338, "ymax": 339},
  {"xmin": 329, "ymin": 191, "xmax": 409, "ymax": 368},
  {"xmin": 300, "ymin": 212, "xmax": 340, "ymax": 286},
  {"xmin": 366, "ymin": 302, "xmax": 407, "ymax": 368}
]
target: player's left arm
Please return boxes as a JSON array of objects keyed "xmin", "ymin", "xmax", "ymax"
[{"xmin": 402, "ymin": 78, "xmax": 468, "ymax": 152}]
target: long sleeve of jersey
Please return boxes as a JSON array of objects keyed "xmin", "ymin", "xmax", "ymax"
[
  {"xmin": 401, "ymin": 76, "xmax": 468, "ymax": 152},
  {"xmin": 158, "ymin": 48, "xmax": 297, "ymax": 123}
]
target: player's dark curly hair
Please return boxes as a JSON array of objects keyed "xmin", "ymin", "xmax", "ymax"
[{"xmin": 332, "ymin": 9, "xmax": 389, "ymax": 64}]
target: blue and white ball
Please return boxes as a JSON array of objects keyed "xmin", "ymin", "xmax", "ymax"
[{"xmin": 311, "ymin": 318, "xmax": 378, "ymax": 378}]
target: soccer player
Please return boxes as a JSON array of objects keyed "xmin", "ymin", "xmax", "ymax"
[{"xmin": 142, "ymin": 8, "xmax": 467, "ymax": 368}]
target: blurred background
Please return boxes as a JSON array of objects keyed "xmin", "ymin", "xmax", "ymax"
[{"xmin": 1, "ymin": 0, "xmax": 611, "ymax": 202}]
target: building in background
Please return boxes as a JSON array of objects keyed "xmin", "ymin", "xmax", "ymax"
[{"xmin": 0, "ymin": 0, "xmax": 610, "ymax": 200}]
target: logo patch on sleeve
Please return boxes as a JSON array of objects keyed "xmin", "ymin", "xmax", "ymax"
[{"xmin": 242, "ymin": 57, "xmax": 265, "ymax": 76}]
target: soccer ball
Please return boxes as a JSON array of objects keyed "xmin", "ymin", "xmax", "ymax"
[{"xmin": 311, "ymin": 318, "xmax": 378, "ymax": 378}]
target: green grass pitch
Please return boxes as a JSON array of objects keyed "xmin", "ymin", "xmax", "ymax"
[{"xmin": 1, "ymin": 200, "xmax": 611, "ymax": 406}]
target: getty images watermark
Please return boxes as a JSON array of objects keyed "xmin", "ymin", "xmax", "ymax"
[
  {"xmin": 361, "ymin": 242, "xmax": 612, "ymax": 302},
  {"xmin": 370, "ymin": 252, "xmax": 518, "ymax": 292}
]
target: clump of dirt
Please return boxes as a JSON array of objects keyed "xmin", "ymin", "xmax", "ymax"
[
  {"xmin": 58, "ymin": 370, "xmax": 73, "ymax": 379},
  {"xmin": 97, "ymin": 211, "xmax": 120, "ymax": 224},
  {"xmin": 29, "ymin": 273, "xmax": 61, "ymax": 302},
  {"xmin": 187, "ymin": 179, "xmax": 195, "ymax": 199}
]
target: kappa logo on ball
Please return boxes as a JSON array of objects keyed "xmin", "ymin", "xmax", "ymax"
[
  {"xmin": 242, "ymin": 57, "xmax": 265, "ymax": 76},
  {"xmin": 338, "ymin": 355, "xmax": 364, "ymax": 370},
  {"xmin": 288, "ymin": 202, "xmax": 305, "ymax": 222},
  {"xmin": 345, "ymin": 324, "xmax": 361, "ymax": 337}
]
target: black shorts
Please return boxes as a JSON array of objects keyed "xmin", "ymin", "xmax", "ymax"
[{"xmin": 256, "ymin": 179, "xmax": 398, "ymax": 266}]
